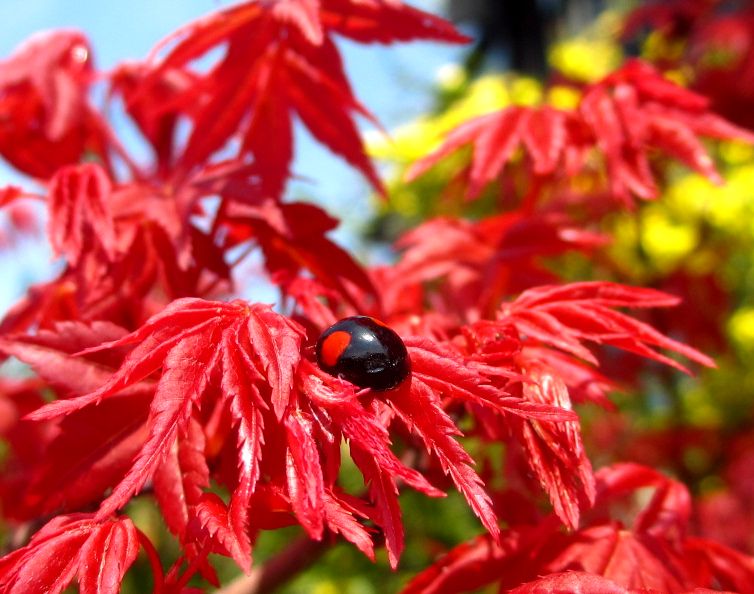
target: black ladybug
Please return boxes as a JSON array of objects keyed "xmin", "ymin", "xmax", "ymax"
[{"xmin": 315, "ymin": 316, "xmax": 410, "ymax": 391}]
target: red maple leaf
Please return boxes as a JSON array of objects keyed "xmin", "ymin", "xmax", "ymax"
[
  {"xmin": 320, "ymin": 0, "xmax": 470, "ymax": 44},
  {"xmin": 26, "ymin": 299, "xmax": 302, "ymax": 570},
  {"xmin": 580, "ymin": 59, "xmax": 754, "ymax": 203},
  {"xmin": 507, "ymin": 572, "xmax": 734, "ymax": 593},
  {"xmin": 402, "ymin": 463, "xmax": 754, "ymax": 594},
  {"xmin": 153, "ymin": 415, "xmax": 220, "ymax": 586},
  {"xmin": 0, "ymin": 379, "xmax": 50, "ymax": 524},
  {"xmin": 508, "ymin": 571, "xmax": 633, "ymax": 594},
  {"xmin": 0, "ymin": 174, "xmax": 235, "ymax": 336},
  {"xmin": 1, "ymin": 0, "xmax": 751, "ymax": 590},
  {"xmin": 223, "ymin": 199, "xmax": 378, "ymax": 308},
  {"xmin": 503, "ymin": 281, "xmax": 715, "ymax": 373},
  {"xmin": 405, "ymin": 282, "xmax": 714, "ymax": 531},
  {"xmin": 144, "ymin": 0, "xmax": 468, "ymax": 194},
  {"xmin": 0, "ymin": 30, "xmax": 108, "ymax": 179},
  {"xmin": 390, "ymin": 213, "xmax": 607, "ymax": 316},
  {"xmin": 512, "ymin": 364, "xmax": 595, "ymax": 530},
  {"xmin": 406, "ymin": 106, "xmax": 588, "ymax": 200},
  {"xmin": 109, "ymin": 61, "xmax": 197, "ymax": 174},
  {"xmin": 520, "ymin": 346, "xmax": 615, "ymax": 407},
  {"xmin": 0, "ymin": 514, "xmax": 141, "ymax": 594},
  {"xmin": 406, "ymin": 60, "xmax": 754, "ymax": 204},
  {"xmin": 48, "ymin": 164, "xmax": 117, "ymax": 266},
  {"xmin": 0, "ymin": 321, "xmax": 150, "ymax": 520}
]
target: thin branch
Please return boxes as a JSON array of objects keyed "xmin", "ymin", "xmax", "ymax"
[{"xmin": 214, "ymin": 535, "xmax": 330, "ymax": 594}]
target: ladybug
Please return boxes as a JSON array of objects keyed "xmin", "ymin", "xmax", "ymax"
[{"xmin": 316, "ymin": 316, "xmax": 410, "ymax": 391}]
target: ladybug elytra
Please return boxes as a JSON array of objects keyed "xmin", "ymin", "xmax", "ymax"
[{"xmin": 315, "ymin": 316, "xmax": 410, "ymax": 390}]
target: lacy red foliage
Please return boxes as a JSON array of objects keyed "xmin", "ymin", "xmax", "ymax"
[
  {"xmin": 0, "ymin": 514, "xmax": 142, "ymax": 594},
  {"xmin": 402, "ymin": 464, "xmax": 754, "ymax": 594},
  {"xmin": 142, "ymin": 0, "xmax": 468, "ymax": 195},
  {"xmin": 407, "ymin": 60, "xmax": 754, "ymax": 205},
  {"xmin": 623, "ymin": 1, "xmax": 754, "ymax": 131},
  {"xmin": 0, "ymin": 1, "xmax": 751, "ymax": 593},
  {"xmin": 0, "ymin": 31, "xmax": 109, "ymax": 179}
]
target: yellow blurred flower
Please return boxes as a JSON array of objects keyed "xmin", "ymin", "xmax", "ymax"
[
  {"xmin": 548, "ymin": 85, "xmax": 581, "ymax": 110},
  {"xmin": 549, "ymin": 38, "xmax": 622, "ymax": 83},
  {"xmin": 640, "ymin": 209, "xmax": 699, "ymax": 271},
  {"xmin": 312, "ymin": 582, "xmax": 340, "ymax": 594},
  {"xmin": 510, "ymin": 76, "xmax": 542, "ymax": 106},
  {"xmin": 729, "ymin": 307, "xmax": 754, "ymax": 351}
]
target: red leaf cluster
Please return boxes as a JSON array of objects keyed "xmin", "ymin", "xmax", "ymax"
[
  {"xmin": 48, "ymin": 164, "xmax": 116, "ymax": 265},
  {"xmin": 2, "ymin": 297, "xmax": 576, "ymax": 574},
  {"xmin": 623, "ymin": 1, "xmax": 754, "ymax": 131},
  {"xmin": 141, "ymin": 0, "xmax": 468, "ymax": 194},
  {"xmin": 403, "ymin": 464, "xmax": 754, "ymax": 594},
  {"xmin": 407, "ymin": 60, "xmax": 754, "ymax": 205},
  {"xmin": 0, "ymin": 31, "xmax": 107, "ymax": 179},
  {"xmin": 0, "ymin": 514, "xmax": 141, "ymax": 594},
  {"xmin": 0, "ymin": 0, "xmax": 750, "ymax": 592}
]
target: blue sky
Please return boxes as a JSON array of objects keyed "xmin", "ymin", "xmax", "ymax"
[{"xmin": 0, "ymin": 0, "xmax": 467, "ymax": 313}]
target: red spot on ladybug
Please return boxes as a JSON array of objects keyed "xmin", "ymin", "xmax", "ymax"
[
  {"xmin": 316, "ymin": 316, "xmax": 410, "ymax": 391},
  {"xmin": 319, "ymin": 330, "xmax": 351, "ymax": 368}
]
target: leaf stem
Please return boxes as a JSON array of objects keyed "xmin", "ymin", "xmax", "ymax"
[
  {"xmin": 137, "ymin": 529, "xmax": 165, "ymax": 594},
  {"xmin": 214, "ymin": 535, "xmax": 329, "ymax": 594}
]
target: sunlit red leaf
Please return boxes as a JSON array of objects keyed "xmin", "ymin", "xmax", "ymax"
[
  {"xmin": 48, "ymin": 164, "xmax": 117, "ymax": 266},
  {"xmin": 195, "ymin": 492, "xmax": 250, "ymax": 571},
  {"xmin": 225, "ymin": 200, "xmax": 378, "ymax": 309},
  {"xmin": 20, "ymin": 296, "xmax": 523, "ymax": 570},
  {"xmin": 350, "ymin": 444, "xmax": 404, "ymax": 567},
  {"xmin": 321, "ymin": 0, "xmax": 471, "ymax": 44},
  {"xmin": 3, "ymin": 3, "xmax": 751, "ymax": 588},
  {"xmin": 515, "ymin": 365, "xmax": 595, "ymax": 529},
  {"xmin": 406, "ymin": 337, "xmax": 575, "ymax": 422},
  {"xmin": 388, "ymin": 373, "xmax": 502, "ymax": 542},
  {"xmin": 146, "ymin": 0, "xmax": 467, "ymax": 193},
  {"xmin": 302, "ymin": 361, "xmax": 442, "ymax": 566},
  {"xmin": 402, "ymin": 463, "xmax": 754, "ymax": 594},
  {"xmin": 285, "ymin": 406, "xmax": 326, "ymax": 539},
  {"xmin": 407, "ymin": 60, "xmax": 754, "ymax": 204},
  {"xmin": 683, "ymin": 537, "xmax": 754, "ymax": 593},
  {"xmin": 0, "ymin": 515, "xmax": 140, "ymax": 594},
  {"xmin": 77, "ymin": 519, "xmax": 141, "ymax": 594},
  {"xmin": 508, "ymin": 572, "xmax": 630, "ymax": 594},
  {"xmin": 220, "ymin": 325, "xmax": 265, "ymax": 562},
  {"xmin": 0, "ymin": 30, "xmax": 108, "ymax": 179},
  {"xmin": 26, "ymin": 300, "xmax": 302, "ymax": 543},
  {"xmin": 406, "ymin": 106, "xmax": 578, "ymax": 199},
  {"xmin": 391, "ymin": 213, "xmax": 606, "ymax": 314},
  {"xmin": 401, "ymin": 521, "xmax": 561, "ymax": 594},
  {"xmin": 503, "ymin": 281, "xmax": 715, "ymax": 372},
  {"xmin": 322, "ymin": 490, "xmax": 375, "ymax": 560},
  {"xmin": 109, "ymin": 61, "xmax": 198, "ymax": 172},
  {"xmin": 0, "ymin": 322, "xmax": 153, "ymax": 519},
  {"xmin": 582, "ymin": 60, "xmax": 754, "ymax": 203},
  {"xmin": 153, "ymin": 417, "xmax": 212, "ymax": 572},
  {"xmin": 0, "ymin": 320, "xmax": 129, "ymax": 395}
]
